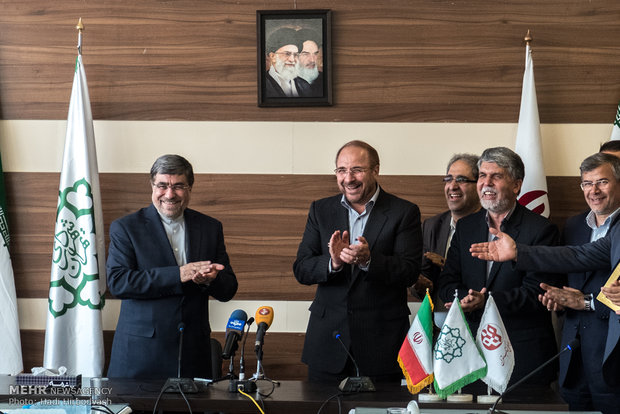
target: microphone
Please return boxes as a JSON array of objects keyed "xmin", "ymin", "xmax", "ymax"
[
  {"xmin": 333, "ymin": 331, "xmax": 375, "ymax": 393},
  {"xmin": 254, "ymin": 306, "xmax": 274, "ymax": 352},
  {"xmin": 222, "ymin": 309, "xmax": 248, "ymax": 360},
  {"xmin": 163, "ymin": 322, "xmax": 198, "ymax": 393},
  {"xmin": 229, "ymin": 317, "xmax": 257, "ymax": 393},
  {"xmin": 488, "ymin": 338, "xmax": 580, "ymax": 413}
]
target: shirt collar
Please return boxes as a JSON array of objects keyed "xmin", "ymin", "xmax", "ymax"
[
  {"xmin": 340, "ymin": 185, "xmax": 381, "ymax": 213},
  {"xmin": 586, "ymin": 207, "xmax": 620, "ymax": 230},
  {"xmin": 484, "ymin": 202, "xmax": 517, "ymax": 231}
]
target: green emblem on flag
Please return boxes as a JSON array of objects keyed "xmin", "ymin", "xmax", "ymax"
[
  {"xmin": 435, "ymin": 325, "xmax": 466, "ymax": 363},
  {"xmin": 49, "ymin": 177, "xmax": 104, "ymax": 318}
]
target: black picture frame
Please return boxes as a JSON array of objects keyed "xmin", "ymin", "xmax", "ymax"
[{"xmin": 257, "ymin": 9, "xmax": 332, "ymax": 107}]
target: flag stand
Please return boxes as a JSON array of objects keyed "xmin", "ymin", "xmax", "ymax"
[
  {"xmin": 476, "ymin": 385, "xmax": 498, "ymax": 404},
  {"xmin": 446, "ymin": 388, "xmax": 473, "ymax": 402}
]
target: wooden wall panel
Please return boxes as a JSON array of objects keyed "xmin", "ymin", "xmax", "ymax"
[
  {"xmin": 1, "ymin": 0, "xmax": 618, "ymax": 122},
  {"xmin": 20, "ymin": 330, "xmax": 307, "ymax": 381},
  {"xmin": 6, "ymin": 172, "xmax": 586, "ymax": 299}
]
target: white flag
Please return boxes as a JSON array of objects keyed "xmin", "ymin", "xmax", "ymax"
[
  {"xmin": 43, "ymin": 55, "xmax": 106, "ymax": 377},
  {"xmin": 515, "ymin": 43, "xmax": 550, "ymax": 217},
  {"xmin": 611, "ymin": 101, "xmax": 620, "ymax": 141},
  {"xmin": 476, "ymin": 295, "xmax": 514, "ymax": 394},
  {"xmin": 0, "ymin": 155, "xmax": 23, "ymax": 375},
  {"xmin": 433, "ymin": 298, "xmax": 487, "ymax": 398}
]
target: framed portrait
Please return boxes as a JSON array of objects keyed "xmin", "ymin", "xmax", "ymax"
[{"xmin": 257, "ymin": 9, "xmax": 332, "ymax": 107}]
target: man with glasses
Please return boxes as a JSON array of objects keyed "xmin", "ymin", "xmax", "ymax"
[
  {"xmin": 436, "ymin": 147, "xmax": 562, "ymax": 392},
  {"xmin": 529, "ymin": 152, "xmax": 620, "ymax": 413},
  {"xmin": 294, "ymin": 140, "xmax": 422, "ymax": 384},
  {"xmin": 106, "ymin": 154, "xmax": 238, "ymax": 379},
  {"xmin": 264, "ymin": 27, "xmax": 311, "ymax": 98},
  {"xmin": 411, "ymin": 154, "xmax": 480, "ymax": 325}
]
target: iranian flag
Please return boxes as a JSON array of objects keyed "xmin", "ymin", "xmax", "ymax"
[
  {"xmin": 515, "ymin": 41, "xmax": 550, "ymax": 217},
  {"xmin": 398, "ymin": 292, "xmax": 434, "ymax": 394},
  {"xmin": 0, "ymin": 153, "xmax": 23, "ymax": 375},
  {"xmin": 43, "ymin": 54, "xmax": 106, "ymax": 377}
]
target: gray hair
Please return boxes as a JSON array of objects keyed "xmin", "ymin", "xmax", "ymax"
[
  {"xmin": 580, "ymin": 152, "xmax": 620, "ymax": 181},
  {"xmin": 478, "ymin": 147, "xmax": 525, "ymax": 181},
  {"xmin": 150, "ymin": 154, "xmax": 194, "ymax": 187},
  {"xmin": 447, "ymin": 153, "xmax": 479, "ymax": 178}
]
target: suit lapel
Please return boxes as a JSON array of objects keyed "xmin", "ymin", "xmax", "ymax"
[
  {"xmin": 487, "ymin": 205, "xmax": 522, "ymax": 288},
  {"xmin": 145, "ymin": 204, "xmax": 178, "ymax": 265},
  {"xmin": 348, "ymin": 190, "xmax": 388, "ymax": 286},
  {"xmin": 436, "ymin": 212, "xmax": 452, "ymax": 255},
  {"xmin": 184, "ymin": 209, "xmax": 201, "ymax": 263}
]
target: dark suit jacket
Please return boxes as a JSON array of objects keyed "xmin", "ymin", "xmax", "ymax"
[
  {"xmin": 106, "ymin": 205, "xmax": 238, "ymax": 379},
  {"xmin": 559, "ymin": 211, "xmax": 618, "ymax": 387},
  {"xmin": 421, "ymin": 210, "xmax": 452, "ymax": 285},
  {"xmin": 517, "ymin": 221, "xmax": 620, "ymax": 386},
  {"xmin": 293, "ymin": 188, "xmax": 422, "ymax": 377},
  {"xmin": 437, "ymin": 204, "xmax": 562, "ymax": 386}
]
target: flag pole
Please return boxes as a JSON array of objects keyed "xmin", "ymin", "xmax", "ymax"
[{"xmin": 76, "ymin": 17, "xmax": 84, "ymax": 56}]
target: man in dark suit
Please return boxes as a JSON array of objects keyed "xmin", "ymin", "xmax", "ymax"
[
  {"xmin": 437, "ymin": 147, "xmax": 562, "ymax": 390},
  {"xmin": 106, "ymin": 154, "xmax": 238, "ymax": 379},
  {"xmin": 472, "ymin": 213, "xmax": 620, "ymax": 408},
  {"xmin": 293, "ymin": 140, "xmax": 422, "ymax": 384},
  {"xmin": 412, "ymin": 153, "xmax": 480, "ymax": 325},
  {"xmin": 537, "ymin": 153, "xmax": 620, "ymax": 413}
]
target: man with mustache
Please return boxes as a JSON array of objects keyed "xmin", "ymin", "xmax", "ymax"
[
  {"xmin": 296, "ymin": 29, "xmax": 323, "ymax": 97},
  {"xmin": 264, "ymin": 27, "xmax": 310, "ymax": 98},
  {"xmin": 106, "ymin": 154, "xmax": 238, "ymax": 379},
  {"xmin": 411, "ymin": 154, "xmax": 480, "ymax": 325},
  {"xmin": 436, "ymin": 146, "xmax": 563, "ymax": 392}
]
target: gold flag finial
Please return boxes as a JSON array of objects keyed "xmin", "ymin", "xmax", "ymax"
[
  {"xmin": 76, "ymin": 18, "xmax": 84, "ymax": 55},
  {"xmin": 524, "ymin": 30, "xmax": 532, "ymax": 46}
]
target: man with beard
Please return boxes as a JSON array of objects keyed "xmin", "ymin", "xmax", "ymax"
[
  {"xmin": 296, "ymin": 29, "xmax": 323, "ymax": 97},
  {"xmin": 264, "ymin": 27, "xmax": 310, "ymax": 98},
  {"xmin": 411, "ymin": 154, "xmax": 480, "ymax": 326},
  {"xmin": 436, "ymin": 146, "xmax": 562, "ymax": 392},
  {"xmin": 106, "ymin": 154, "xmax": 238, "ymax": 379},
  {"xmin": 294, "ymin": 140, "xmax": 422, "ymax": 384}
]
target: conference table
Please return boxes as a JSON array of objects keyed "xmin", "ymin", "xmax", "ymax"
[{"xmin": 0, "ymin": 377, "xmax": 577, "ymax": 414}]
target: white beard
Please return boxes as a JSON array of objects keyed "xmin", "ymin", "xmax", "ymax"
[
  {"xmin": 274, "ymin": 58, "xmax": 298, "ymax": 81},
  {"xmin": 479, "ymin": 186, "xmax": 512, "ymax": 213},
  {"xmin": 297, "ymin": 64, "xmax": 319, "ymax": 84}
]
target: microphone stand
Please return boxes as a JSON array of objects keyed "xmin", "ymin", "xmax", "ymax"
[
  {"xmin": 488, "ymin": 339, "xmax": 579, "ymax": 414},
  {"xmin": 333, "ymin": 332, "xmax": 375, "ymax": 393},
  {"xmin": 229, "ymin": 318, "xmax": 257, "ymax": 392},
  {"xmin": 163, "ymin": 323, "xmax": 198, "ymax": 393}
]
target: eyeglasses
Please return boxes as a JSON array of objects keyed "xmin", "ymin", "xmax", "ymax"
[
  {"xmin": 275, "ymin": 51, "xmax": 299, "ymax": 59},
  {"xmin": 580, "ymin": 179, "xmax": 610, "ymax": 191},
  {"xmin": 443, "ymin": 175, "xmax": 477, "ymax": 184},
  {"xmin": 153, "ymin": 183, "xmax": 191, "ymax": 192},
  {"xmin": 334, "ymin": 167, "xmax": 370, "ymax": 176}
]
